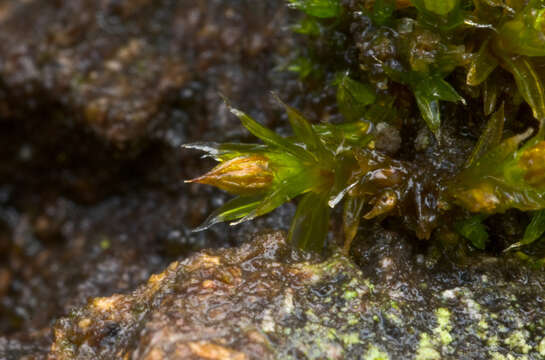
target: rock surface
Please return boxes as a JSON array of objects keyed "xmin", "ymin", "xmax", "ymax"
[{"xmin": 46, "ymin": 231, "xmax": 545, "ymax": 360}]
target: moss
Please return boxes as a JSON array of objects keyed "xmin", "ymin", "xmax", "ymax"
[
  {"xmin": 384, "ymin": 311, "xmax": 403, "ymax": 327},
  {"xmin": 186, "ymin": 0, "xmax": 545, "ymax": 259},
  {"xmin": 99, "ymin": 237, "xmax": 111, "ymax": 250}
]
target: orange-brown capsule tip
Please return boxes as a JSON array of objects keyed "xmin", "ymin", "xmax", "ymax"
[{"xmin": 186, "ymin": 155, "xmax": 274, "ymax": 195}]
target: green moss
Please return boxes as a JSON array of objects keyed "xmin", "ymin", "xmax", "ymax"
[
  {"xmin": 288, "ymin": 0, "xmax": 341, "ymax": 18},
  {"xmin": 455, "ymin": 215, "xmax": 489, "ymax": 250},
  {"xmin": 186, "ymin": 0, "xmax": 545, "ymax": 255}
]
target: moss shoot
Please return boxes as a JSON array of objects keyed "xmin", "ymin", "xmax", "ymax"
[{"xmin": 186, "ymin": 0, "xmax": 545, "ymax": 258}]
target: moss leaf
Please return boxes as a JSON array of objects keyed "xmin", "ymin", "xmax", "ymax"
[
  {"xmin": 455, "ymin": 215, "xmax": 489, "ymax": 250},
  {"xmin": 342, "ymin": 196, "xmax": 366, "ymax": 253},
  {"xmin": 505, "ymin": 209, "xmax": 545, "ymax": 251},
  {"xmin": 292, "ymin": 16, "xmax": 321, "ymax": 36},
  {"xmin": 414, "ymin": 86, "xmax": 441, "ymax": 133},
  {"xmin": 193, "ymin": 196, "xmax": 264, "ymax": 231},
  {"xmin": 422, "ymin": 0, "xmax": 458, "ymax": 15},
  {"xmin": 412, "ymin": 0, "xmax": 464, "ymax": 29},
  {"xmin": 336, "ymin": 74, "xmax": 377, "ymax": 122},
  {"xmin": 274, "ymin": 94, "xmax": 328, "ymax": 158},
  {"xmin": 288, "ymin": 0, "xmax": 341, "ymax": 18},
  {"xmin": 186, "ymin": 155, "xmax": 274, "ymax": 195},
  {"xmin": 289, "ymin": 191, "xmax": 331, "ymax": 252},
  {"xmin": 467, "ymin": 40, "xmax": 499, "ymax": 86},
  {"xmin": 227, "ymin": 105, "xmax": 315, "ymax": 162},
  {"xmin": 500, "ymin": 55, "xmax": 545, "ymax": 124},
  {"xmin": 371, "ymin": 0, "xmax": 396, "ymax": 25},
  {"xmin": 466, "ymin": 104, "xmax": 505, "ymax": 168},
  {"xmin": 287, "ymin": 56, "xmax": 317, "ymax": 79},
  {"xmin": 498, "ymin": 3, "xmax": 545, "ymax": 57},
  {"xmin": 483, "ymin": 77, "xmax": 499, "ymax": 115},
  {"xmin": 414, "ymin": 76, "xmax": 465, "ymax": 134}
]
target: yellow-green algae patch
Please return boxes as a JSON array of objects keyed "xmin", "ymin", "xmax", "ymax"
[
  {"xmin": 415, "ymin": 333, "xmax": 441, "ymax": 360},
  {"xmin": 364, "ymin": 345, "xmax": 390, "ymax": 360},
  {"xmin": 504, "ymin": 330, "xmax": 532, "ymax": 354},
  {"xmin": 415, "ymin": 307, "xmax": 453, "ymax": 360},
  {"xmin": 434, "ymin": 308, "xmax": 453, "ymax": 346},
  {"xmin": 538, "ymin": 337, "xmax": 545, "ymax": 356}
]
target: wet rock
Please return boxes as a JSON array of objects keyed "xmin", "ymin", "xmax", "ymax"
[
  {"xmin": 47, "ymin": 231, "xmax": 545, "ymax": 360},
  {"xmin": 0, "ymin": 336, "xmax": 49, "ymax": 360}
]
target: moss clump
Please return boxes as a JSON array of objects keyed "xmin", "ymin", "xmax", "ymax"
[{"xmin": 186, "ymin": 0, "xmax": 545, "ymax": 255}]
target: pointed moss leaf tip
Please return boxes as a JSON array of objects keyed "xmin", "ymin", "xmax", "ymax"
[
  {"xmin": 328, "ymin": 181, "xmax": 357, "ymax": 208},
  {"xmin": 287, "ymin": 0, "xmax": 341, "ymax": 18},
  {"xmin": 505, "ymin": 209, "xmax": 545, "ymax": 251},
  {"xmin": 230, "ymin": 186, "xmax": 293, "ymax": 226},
  {"xmin": 467, "ymin": 40, "xmax": 499, "ymax": 87},
  {"xmin": 272, "ymin": 92, "xmax": 326, "ymax": 158},
  {"xmin": 192, "ymin": 196, "xmax": 264, "ymax": 232},
  {"xmin": 413, "ymin": 77, "xmax": 464, "ymax": 135},
  {"xmin": 181, "ymin": 142, "xmax": 222, "ymax": 159},
  {"xmin": 226, "ymin": 100, "xmax": 315, "ymax": 162}
]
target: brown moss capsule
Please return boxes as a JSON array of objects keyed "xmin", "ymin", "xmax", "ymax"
[{"xmin": 186, "ymin": 155, "xmax": 274, "ymax": 195}]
